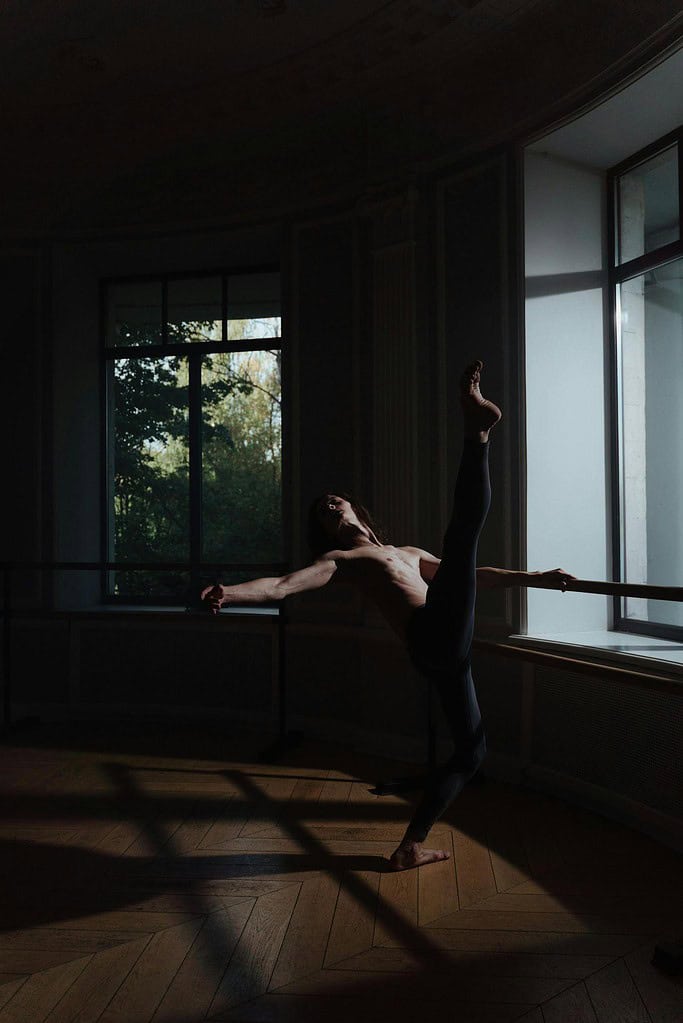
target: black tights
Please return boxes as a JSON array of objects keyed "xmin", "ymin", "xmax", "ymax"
[{"xmin": 404, "ymin": 438, "xmax": 491, "ymax": 842}]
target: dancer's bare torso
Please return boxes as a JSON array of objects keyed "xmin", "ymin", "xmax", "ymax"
[{"xmin": 318, "ymin": 544, "xmax": 436, "ymax": 638}]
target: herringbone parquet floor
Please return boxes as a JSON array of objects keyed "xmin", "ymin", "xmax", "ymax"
[{"xmin": 0, "ymin": 722, "xmax": 681, "ymax": 1023}]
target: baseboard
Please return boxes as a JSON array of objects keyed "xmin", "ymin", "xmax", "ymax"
[
  {"xmin": 523, "ymin": 763, "xmax": 683, "ymax": 854},
  {"xmin": 288, "ymin": 713, "xmax": 524, "ymax": 782},
  {"xmin": 5, "ymin": 702, "xmax": 523, "ymax": 787},
  {"xmin": 479, "ymin": 750, "xmax": 523, "ymax": 785},
  {"xmin": 9, "ymin": 702, "xmax": 272, "ymax": 728},
  {"xmin": 288, "ymin": 712, "xmax": 428, "ymax": 765}
]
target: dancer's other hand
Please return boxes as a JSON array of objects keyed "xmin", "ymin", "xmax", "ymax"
[{"xmin": 201, "ymin": 584, "xmax": 226, "ymax": 614}]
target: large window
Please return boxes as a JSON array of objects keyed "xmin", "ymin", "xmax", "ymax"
[
  {"xmin": 610, "ymin": 130, "xmax": 683, "ymax": 638},
  {"xmin": 103, "ymin": 268, "xmax": 283, "ymax": 602}
]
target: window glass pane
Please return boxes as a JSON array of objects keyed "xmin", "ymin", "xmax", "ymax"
[
  {"xmin": 201, "ymin": 350, "xmax": 282, "ymax": 564},
  {"xmin": 106, "ymin": 281, "xmax": 162, "ymax": 347},
  {"xmin": 167, "ymin": 276, "xmax": 223, "ymax": 343},
  {"xmin": 108, "ymin": 355, "xmax": 189, "ymax": 598},
  {"xmin": 618, "ymin": 145, "xmax": 679, "ymax": 264},
  {"xmin": 227, "ymin": 272, "xmax": 280, "ymax": 340},
  {"xmin": 106, "ymin": 570, "xmax": 190, "ymax": 604},
  {"xmin": 618, "ymin": 258, "xmax": 683, "ymax": 627}
]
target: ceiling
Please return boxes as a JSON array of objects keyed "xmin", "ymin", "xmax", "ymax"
[
  {"xmin": 528, "ymin": 45, "xmax": 683, "ymax": 170},
  {"xmin": 2, "ymin": 0, "xmax": 683, "ymax": 236},
  {"xmin": 0, "ymin": 1, "xmax": 530, "ymax": 107}
]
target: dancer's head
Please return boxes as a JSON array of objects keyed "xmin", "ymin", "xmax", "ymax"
[{"xmin": 307, "ymin": 492, "xmax": 384, "ymax": 557}]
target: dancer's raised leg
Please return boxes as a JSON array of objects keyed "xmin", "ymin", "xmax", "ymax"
[
  {"xmin": 389, "ymin": 362, "xmax": 500, "ymax": 872},
  {"xmin": 425, "ymin": 360, "xmax": 500, "ymax": 665},
  {"xmin": 460, "ymin": 359, "xmax": 502, "ymax": 442}
]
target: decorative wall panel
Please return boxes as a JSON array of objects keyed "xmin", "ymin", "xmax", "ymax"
[
  {"xmin": 369, "ymin": 194, "xmax": 418, "ymax": 545},
  {"xmin": 532, "ymin": 666, "xmax": 683, "ymax": 820}
]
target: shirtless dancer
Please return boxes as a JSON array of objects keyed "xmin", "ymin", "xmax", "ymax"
[{"xmin": 202, "ymin": 362, "xmax": 573, "ymax": 870}]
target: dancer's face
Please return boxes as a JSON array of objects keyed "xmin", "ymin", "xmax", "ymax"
[{"xmin": 317, "ymin": 494, "xmax": 365, "ymax": 538}]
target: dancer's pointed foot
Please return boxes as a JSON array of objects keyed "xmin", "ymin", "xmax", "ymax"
[
  {"xmin": 388, "ymin": 840, "xmax": 450, "ymax": 871},
  {"xmin": 460, "ymin": 360, "xmax": 502, "ymax": 441}
]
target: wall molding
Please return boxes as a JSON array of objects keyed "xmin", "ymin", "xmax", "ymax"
[{"xmin": 366, "ymin": 190, "xmax": 419, "ymax": 546}]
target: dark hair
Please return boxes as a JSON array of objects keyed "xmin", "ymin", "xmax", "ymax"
[{"xmin": 307, "ymin": 491, "xmax": 386, "ymax": 559}]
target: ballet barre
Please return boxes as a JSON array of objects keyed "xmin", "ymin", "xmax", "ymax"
[{"xmin": 532, "ymin": 577, "xmax": 683, "ymax": 602}]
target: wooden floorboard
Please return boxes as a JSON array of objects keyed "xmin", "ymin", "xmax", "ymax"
[
  {"xmin": 516, "ymin": 1010, "xmax": 544, "ymax": 1023},
  {"xmin": 217, "ymin": 993, "xmax": 532, "ymax": 1022},
  {"xmin": 323, "ymin": 869, "xmax": 380, "ymax": 966},
  {"xmin": 0, "ymin": 950, "xmax": 92, "ymax": 974},
  {"xmin": 372, "ymin": 859, "xmax": 418, "ymax": 947},
  {"xmin": 273, "ymin": 963, "xmax": 577, "ymax": 1001},
  {"xmin": 151, "ymin": 901, "xmax": 254, "ymax": 1023},
  {"xmin": 403, "ymin": 928, "xmax": 655, "ymax": 956},
  {"xmin": 625, "ymin": 941, "xmax": 683, "ymax": 1023},
  {"xmin": 0, "ymin": 957, "xmax": 93, "ymax": 1023},
  {"xmin": 43, "ymin": 937, "xmax": 151, "ymax": 1023},
  {"xmin": 207, "ymin": 885, "xmax": 301, "ymax": 1016},
  {"xmin": 584, "ymin": 958, "xmax": 651, "ymax": 1023},
  {"xmin": 98, "ymin": 918, "xmax": 205, "ymax": 1023},
  {"xmin": 268, "ymin": 873, "xmax": 339, "ymax": 988},
  {"xmin": 0, "ymin": 980, "xmax": 27, "ymax": 1015},
  {"xmin": 449, "ymin": 821, "xmax": 498, "ymax": 909},
  {"xmin": 1, "ymin": 725, "xmax": 681, "ymax": 1023},
  {"xmin": 422, "ymin": 907, "xmax": 673, "ymax": 935},
  {"xmin": 540, "ymin": 980, "xmax": 600, "ymax": 1023},
  {"xmin": 417, "ymin": 831, "xmax": 459, "ymax": 925},
  {"xmin": 327, "ymin": 946, "xmax": 618, "ymax": 978}
]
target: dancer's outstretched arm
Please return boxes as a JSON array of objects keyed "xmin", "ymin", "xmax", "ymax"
[
  {"xmin": 201, "ymin": 559, "xmax": 337, "ymax": 613},
  {"xmin": 477, "ymin": 567, "xmax": 575, "ymax": 590},
  {"xmin": 405, "ymin": 547, "xmax": 574, "ymax": 591}
]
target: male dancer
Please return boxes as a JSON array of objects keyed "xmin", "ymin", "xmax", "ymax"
[{"xmin": 202, "ymin": 362, "xmax": 573, "ymax": 870}]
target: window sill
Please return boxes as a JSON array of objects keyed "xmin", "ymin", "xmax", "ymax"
[
  {"xmin": 510, "ymin": 629, "xmax": 683, "ymax": 675},
  {"xmin": 19, "ymin": 605, "xmax": 281, "ymax": 618}
]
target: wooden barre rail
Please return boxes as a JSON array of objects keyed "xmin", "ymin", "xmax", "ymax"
[
  {"xmin": 534, "ymin": 578, "xmax": 683, "ymax": 602},
  {"xmin": 0, "ymin": 561, "xmax": 286, "ymax": 573},
  {"xmin": 0, "ymin": 567, "xmax": 681, "ymax": 601}
]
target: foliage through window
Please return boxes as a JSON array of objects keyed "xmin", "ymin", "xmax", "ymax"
[{"xmin": 103, "ymin": 270, "xmax": 283, "ymax": 602}]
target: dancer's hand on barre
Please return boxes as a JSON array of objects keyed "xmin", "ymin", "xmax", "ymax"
[
  {"xmin": 533, "ymin": 568, "xmax": 577, "ymax": 592},
  {"xmin": 201, "ymin": 584, "xmax": 227, "ymax": 614}
]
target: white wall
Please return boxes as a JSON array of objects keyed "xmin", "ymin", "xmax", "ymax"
[{"xmin": 524, "ymin": 153, "xmax": 609, "ymax": 634}]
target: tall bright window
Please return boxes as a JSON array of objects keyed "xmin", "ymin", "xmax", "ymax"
[
  {"xmin": 103, "ymin": 268, "xmax": 283, "ymax": 602},
  {"xmin": 610, "ymin": 130, "xmax": 683, "ymax": 638}
]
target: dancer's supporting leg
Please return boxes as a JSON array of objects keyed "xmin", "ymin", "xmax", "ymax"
[{"xmin": 390, "ymin": 361, "xmax": 500, "ymax": 871}]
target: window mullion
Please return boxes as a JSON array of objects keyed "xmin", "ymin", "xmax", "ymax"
[
  {"xmin": 189, "ymin": 352, "xmax": 203, "ymax": 601},
  {"xmin": 609, "ymin": 153, "xmax": 626, "ymax": 634},
  {"xmin": 610, "ymin": 239, "xmax": 683, "ymax": 285},
  {"xmin": 161, "ymin": 278, "xmax": 168, "ymax": 348},
  {"xmin": 222, "ymin": 274, "xmax": 228, "ymax": 343},
  {"xmin": 679, "ymin": 127, "xmax": 683, "ymax": 256},
  {"xmin": 610, "ymin": 131, "xmax": 683, "ymax": 639}
]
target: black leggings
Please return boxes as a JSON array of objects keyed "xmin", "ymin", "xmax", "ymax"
[{"xmin": 403, "ymin": 438, "xmax": 491, "ymax": 842}]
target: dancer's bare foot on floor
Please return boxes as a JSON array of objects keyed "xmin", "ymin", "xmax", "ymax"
[
  {"xmin": 460, "ymin": 360, "xmax": 502, "ymax": 441},
  {"xmin": 389, "ymin": 840, "xmax": 450, "ymax": 871}
]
